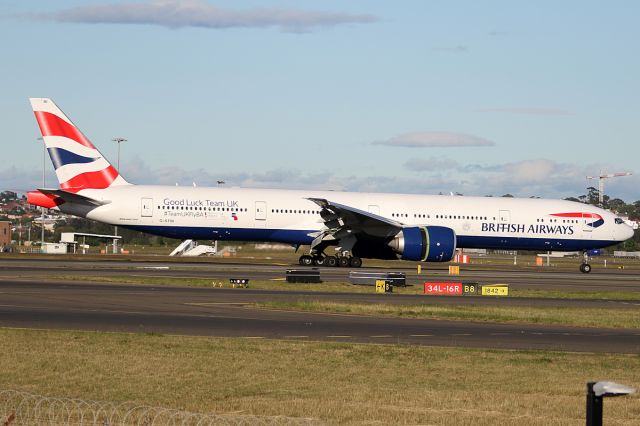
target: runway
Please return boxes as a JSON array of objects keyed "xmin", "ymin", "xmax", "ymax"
[
  {"xmin": 2, "ymin": 257, "xmax": 640, "ymax": 292},
  {"xmin": 0, "ymin": 258, "xmax": 639, "ymax": 353}
]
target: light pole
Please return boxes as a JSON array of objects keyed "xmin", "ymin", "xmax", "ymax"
[
  {"xmin": 586, "ymin": 171, "xmax": 632, "ymax": 207},
  {"xmin": 112, "ymin": 137, "xmax": 127, "ymax": 254},
  {"xmin": 112, "ymin": 137, "xmax": 127, "ymax": 171},
  {"xmin": 38, "ymin": 137, "xmax": 46, "ymax": 251}
]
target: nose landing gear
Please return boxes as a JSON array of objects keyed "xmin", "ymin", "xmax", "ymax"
[{"xmin": 579, "ymin": 251, "xmax": 592, "ymax": 273}]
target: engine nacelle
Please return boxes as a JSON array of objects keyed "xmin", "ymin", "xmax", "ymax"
[{"xmin": 388, "ymin": 226, "xmax": 456, "ymax": 262}]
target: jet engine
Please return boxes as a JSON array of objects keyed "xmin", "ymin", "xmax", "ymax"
[{"xmin": 388, "ymin": 226, "xmax": 456, "ymax": 262}]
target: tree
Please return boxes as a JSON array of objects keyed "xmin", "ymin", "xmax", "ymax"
[{"xmin": 586, "ymin": 187, "xmax": 600, "ymax": 205}]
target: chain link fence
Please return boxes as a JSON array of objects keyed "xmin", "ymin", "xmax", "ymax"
[{"xmin": 0, "ymin": 390, "xmax": 326, "ymax": 426}]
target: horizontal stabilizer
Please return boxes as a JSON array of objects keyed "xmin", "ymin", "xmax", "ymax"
[
  {"xmin": 38, "ymin": 188, "xmax": 109, "ymax": 206},
  {"xmin": 27, "ymin": 188, "xmax": 109, "ymax": 209}
]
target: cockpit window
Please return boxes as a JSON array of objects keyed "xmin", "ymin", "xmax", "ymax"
[{"xmin": 615, "ymin": 218, "xmax": 624, "ymax": 224}]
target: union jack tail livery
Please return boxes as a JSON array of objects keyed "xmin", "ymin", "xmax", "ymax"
[{"xmin": 30, "ymin": 98, "xmax": 130, "ymax": 193}]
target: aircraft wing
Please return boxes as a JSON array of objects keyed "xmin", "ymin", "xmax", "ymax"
[
  {"xmin": 307, "ymin": 198, "xmax": 402, "ymax": 246},
  {"xmin": 37, "ymin": 188, "xmax": 110, "ymax": 206}
]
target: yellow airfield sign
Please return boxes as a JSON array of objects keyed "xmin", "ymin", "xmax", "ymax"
[{"xmin": 481, "ymin": 284, "xmax": 509, "ymax": 296}]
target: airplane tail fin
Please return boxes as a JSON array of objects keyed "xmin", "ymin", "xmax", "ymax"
[{"xmin": 29, "ymin": 98, "xmax": 130, "ymax": 193}]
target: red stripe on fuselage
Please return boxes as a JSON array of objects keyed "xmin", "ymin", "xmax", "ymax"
[
  {"xmin": 551, "ymin": 212, "xmax": 602, "ymax": 219},
  {"xmin": 33, "ymin": 111, "xmax": 95, "ymax": 149},
  {"xmin": 60, "ymin": 166, "xmax": 119, "ymax": 193}
]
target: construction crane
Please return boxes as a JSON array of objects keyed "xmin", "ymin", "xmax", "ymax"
[{"xmin": 586, "ymin": 171, "xmax": 632, "ymax": 206}]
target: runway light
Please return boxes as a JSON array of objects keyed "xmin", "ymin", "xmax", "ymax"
[{"xmin": 586, "ymin": 381, "xmax": 636, "ymax": 426}]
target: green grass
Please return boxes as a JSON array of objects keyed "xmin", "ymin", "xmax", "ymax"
[
  {"xmin": 513, "ymin": 289, "xmax": 640, "ymax": 300},
  {"xmin": 38, "ymin": 274, "xmax": 640, "ymax": 300},
  {"xmin": 0, "ymin": 328, "xmax": 638, "ymax": 425},
  {"xmin": 255, "ymin": 300, "xmax": 640, "ymax": 329}
]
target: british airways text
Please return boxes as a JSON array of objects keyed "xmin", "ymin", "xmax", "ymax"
[{"xmin": 481, "ymin": 223, "xmax": 574, "ymax": 235}]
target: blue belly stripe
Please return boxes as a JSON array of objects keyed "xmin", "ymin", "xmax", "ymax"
[
  {"xmin": 121, "ymin": 225, "xmax": 316, "ymax": 245},
  {"xmin": 121, "ymin": 225, "xmax": 619, "ymax": 253}
]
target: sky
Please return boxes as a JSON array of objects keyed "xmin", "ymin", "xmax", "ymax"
[{"xmin": 2, "ymin": 0, "xmax": 639, "ymax": 201}]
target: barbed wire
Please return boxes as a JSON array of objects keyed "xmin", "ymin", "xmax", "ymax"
[{"xmin": 0, "ymin": 390, "xmax": 326, "ymax": 426}]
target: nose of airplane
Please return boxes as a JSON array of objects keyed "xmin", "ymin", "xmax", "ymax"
[{"xmin": 620, "ymin": 224, "xmax": 635, "ymax": 241}]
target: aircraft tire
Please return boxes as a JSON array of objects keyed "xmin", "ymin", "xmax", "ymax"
[
  {"xmin": 580, "ymin": 263, "xmax": 592, "ymax": 273},
  {"xmin": 313, "ymin": 256, "xmax": 325, "ymax": 266},
  {"xmin": 325, "ymin": 256, "xmax": 338, "ymax": 267},
  {"xmin": 338, "ymin": 257, "xmax": 350, "ymax": 267},
  {"xmin": 349, "ymin": 257, "xmax": 363, "ymax": 268},
  {"xmin": 299, "ymin": 255, "xmax": 313, "ymax": 266}
]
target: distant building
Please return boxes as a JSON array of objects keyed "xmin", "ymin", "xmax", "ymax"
[
  {"xmin": 0, "ymin": 221, "xmax": 10, "ymax": 247},
  {"xmin": 0, "ymin": 191, "xmax": 18, "ymax": 202},
  {"xmin": 32, "ymin": 214, "xmax": 65, "ymax": 231}
]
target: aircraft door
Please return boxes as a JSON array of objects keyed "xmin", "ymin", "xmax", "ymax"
[
  {"xmin": 254, "ymin": 201, "xmax": 267, "ymax": 228},
  {"xmin": 368, "ymin": 205, "xmax": 380, "ymax": 215},
  {"xmin": 141, "ymin": 198, "xmax": 153, "ymax": 217},
  {"xmin": 499, "ymin": 210, "xmax": 510, "ymax": 222},
  {"xmin": 255, "ymin": 201, "xmax": 267, "ymax": 220}
]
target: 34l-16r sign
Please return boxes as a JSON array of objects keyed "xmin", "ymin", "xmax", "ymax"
[
  {"xmin": 424, "ymin": 282, "xmax": 463, "ymax": 295},
  {"xmin": 423, "ymin": 282, "xmax": 479, "ymax": 295}
]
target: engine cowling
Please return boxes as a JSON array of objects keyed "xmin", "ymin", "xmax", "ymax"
[{"xmin": 388, "ymin": 226, "xmax": 456, "ymax": 262}]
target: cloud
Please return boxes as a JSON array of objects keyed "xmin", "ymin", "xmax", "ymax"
[
  {"xmin": 374, "ymin": 132, "xmax": 495, "ymax": 148},
  {"xmin": 0, "ymin": 166, "xmax": 57, "ymax": 193},
  {"xmin": 112, "ymin": 157, "xmax": 640, "ymax": 201},
  {"xmin": 500, "ymin": 159, "xmax": 557, "ymax": 184},
  {"xmin": 33, "ymin": 0, "xmax": 378, "ymax": 33},
  {"xmin": 3, "ymin": 157, "xmax": 637, "ymax": 202},
  {"xmin": 477, "ymin": 107, "xmax": 572, "ymax": 115},
  {"xmin": 405, "ymin": 158, "xmax": 598, "ymax": 197}
]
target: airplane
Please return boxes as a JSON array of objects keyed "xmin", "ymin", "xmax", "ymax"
[{"xmin": 26, "ymin": 98, "xmax": 635, "ymax": 273}]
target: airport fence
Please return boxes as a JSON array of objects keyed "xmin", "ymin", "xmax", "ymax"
[{"xmin": 0, "ymin": 390, "xmax": 326, "ymax": 426}]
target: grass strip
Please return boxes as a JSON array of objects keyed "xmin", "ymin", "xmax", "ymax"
[
  {"xmin": 31, "ymin": 274, "xmax": 640, "ymax": 301},
  {"xmin": 255, "ymin": 300, "xmax": 640, "ymax": 329},
  {"xmin": 512, "ymin": 289, "xmax": 640, "ymax": 300},
  {"xmin": 1, "ymin": 328, "xmax": 639, "ymax": 425}
]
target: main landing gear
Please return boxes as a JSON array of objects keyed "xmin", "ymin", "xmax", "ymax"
[
  {"xmin": 579, "ymin": 251, "xmax": 592, "ymax": 274},
  {"xmin": 298, "ymin": 254, "xmax": 362, "ymax": 268}
]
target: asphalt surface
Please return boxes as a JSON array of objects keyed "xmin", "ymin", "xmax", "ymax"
[
  {"xmin": 0, "ymin": 257, "xmax": 639, "ymax": 353},
  {"xmin": 0, "ymin": 280, "xmax": 639, "ymax": 353},
  {"xmin": 2, "ymin": 257, "xmax": 640, "ymax": 292}
]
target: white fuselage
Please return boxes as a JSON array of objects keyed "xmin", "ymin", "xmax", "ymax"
[{"xmin": 65, "ymin": 185, "xmax": 633, "ymax": 252}]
